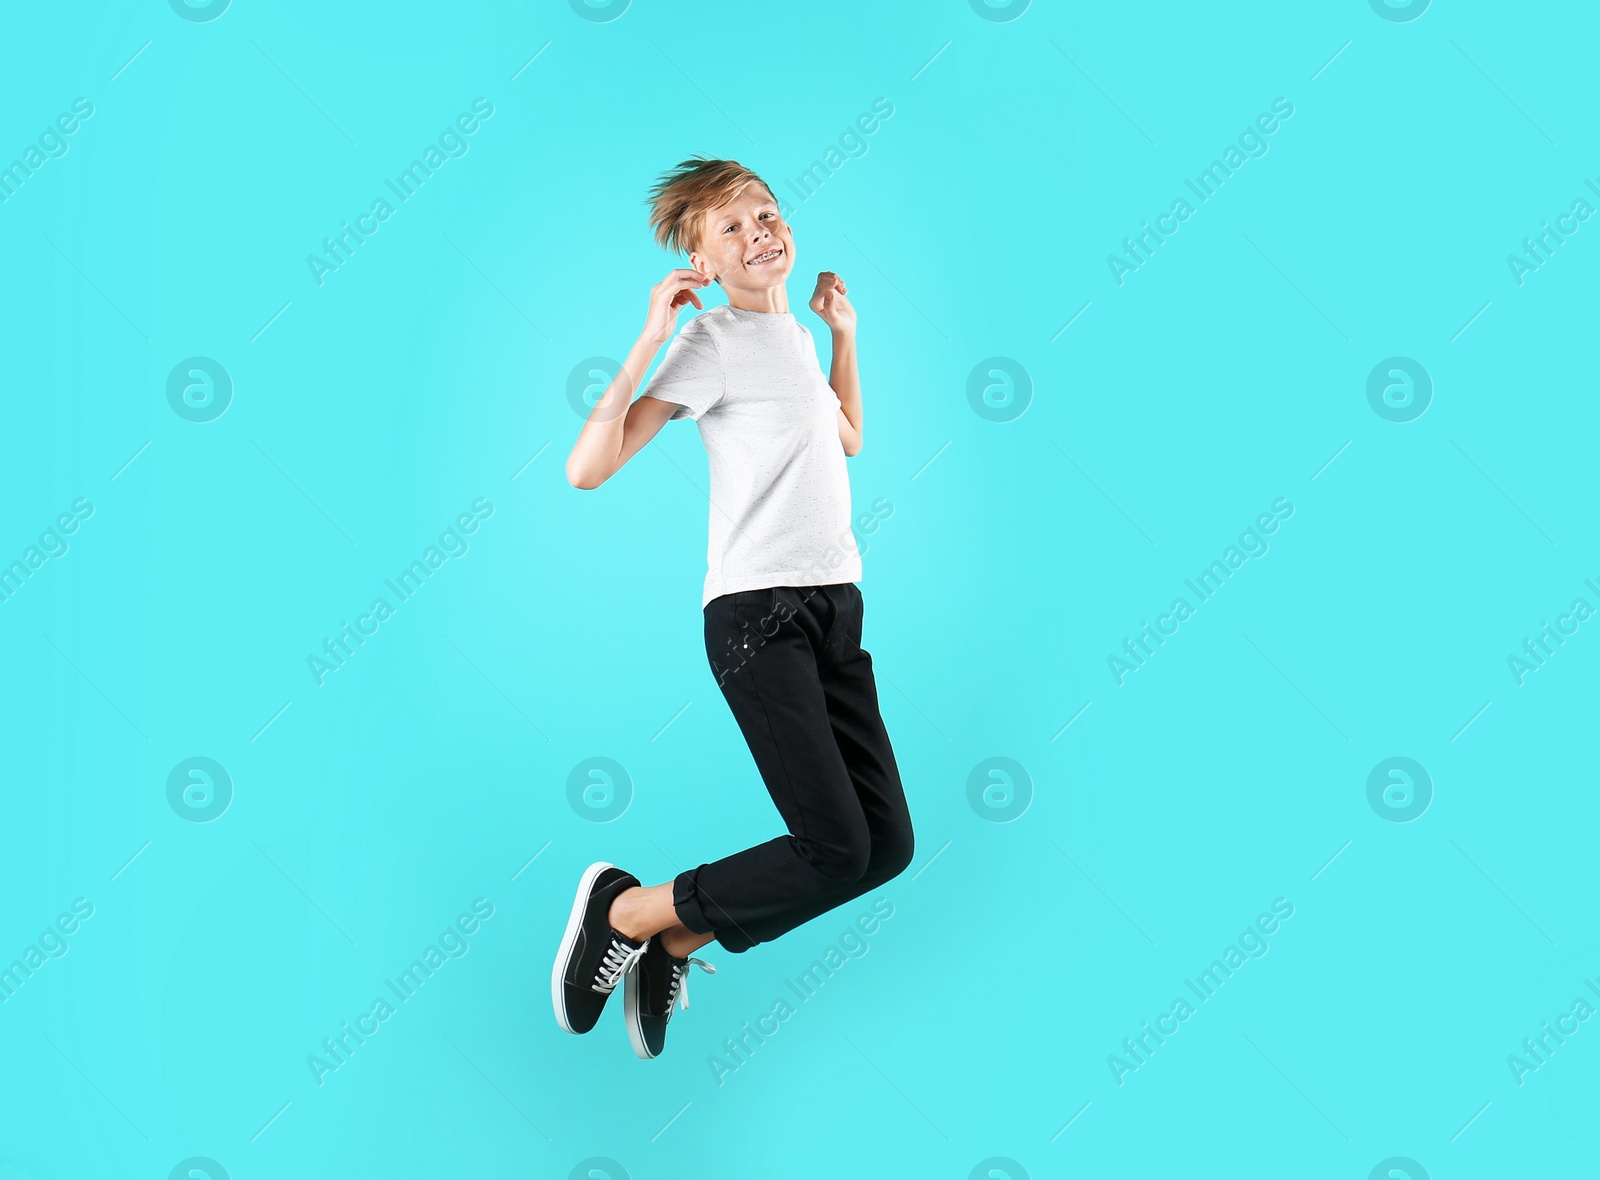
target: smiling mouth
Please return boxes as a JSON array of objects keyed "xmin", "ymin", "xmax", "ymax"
[{"xmin": 746, "ymin": 248, "xmax": 783, "ymax": 266}]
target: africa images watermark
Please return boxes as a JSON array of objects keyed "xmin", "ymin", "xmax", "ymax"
[
  {"xmin": 1, "ymin": 98, "xmax": 94, "ymax": 206},
  {"xmin": 1108, "ymin": 897, "xmax": 1295, "ymax": 1085},
  {"xmin": 771, "ymin": 98, "xmax": 895, "ymax": 220},
  {"xmin": 308, "ymin": 899, "xmax": 495, "ymax": 1085},
  {"xmin": 1506, "ymin": 974, "xmax": 1600, "ymax": 1087},
  {"xmin": 306, "ymin": 498, "xmax": 494, "ymax": 685},
  {"xmin": 306, "ymin": 98, "xmax": 495, "ymax": 288},
  {"xmin": 708, "ymin": 496, "xmax": 895, "ymax": 688},
  {"xmin": 1505, "ymin": 176, "xmax": 1600, "ymax": 288},
  {"xmin": 0, "ymin": 898, "xmax": 96, "ymax": 1004},
  {"xmin": 706, "ymin": 898, "xmax": 894, "ymax": 1086},
  {"xmin": 1, "ymin": 497, "xmax": 94, "ymax": 606},
  {"xmin": 1107, "ymin": 98, "xmax": 1295, "ymax": 286},
  {"xmin": 1106, "ymin": 497, "xmax": 1295, "ymax": 686},
  {"xmin": 1504, "ymin": 576, "xmax": 1600, "ymax": 686}
]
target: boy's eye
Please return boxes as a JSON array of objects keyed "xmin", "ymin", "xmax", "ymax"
[{"xmin": 725, "ymin": 212, "xmax": 775, "ymax": 233}]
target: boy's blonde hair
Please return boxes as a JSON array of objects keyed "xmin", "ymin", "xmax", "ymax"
[{"xmin": 646, "ymin": 156, "xmax": 777, "ymax": 258}]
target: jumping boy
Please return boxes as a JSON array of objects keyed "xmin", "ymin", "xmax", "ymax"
[{"xmin": 551, "ymin": 157, "xmax": 914, "ymax": 1059}]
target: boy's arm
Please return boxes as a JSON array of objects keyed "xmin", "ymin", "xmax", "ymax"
[
  {"xmin": 830, "ymin": 331, "xmax": 863, "ymax": 458},
  {"xmin": 567, "ymin": 360, "xmax": 679, "ymax": 489},
  {"xmin": 810, "ymin": 271, "xmax": 862, "ymax": 457},
  {"xmin": 566, "ymin": 268, "xmax": 710, "ymax": 489}
]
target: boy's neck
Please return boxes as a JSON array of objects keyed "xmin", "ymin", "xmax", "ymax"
[{"xmin": 724, "ymin": 286, "xmax": 790, "ymax": 315}]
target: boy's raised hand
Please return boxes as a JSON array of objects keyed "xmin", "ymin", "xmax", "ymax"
[
  {"xmin": 809, "ymin": 271, "xmax": 856, "ymax": 336},
  {"xmin": 643, "ymin": 267, "xmax": 713, "ymax": 345}
]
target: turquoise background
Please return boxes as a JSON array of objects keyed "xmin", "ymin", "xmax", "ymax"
[{"xmin": 2, "ymin": 0, "xmax": 1597, "ymax": 1177}]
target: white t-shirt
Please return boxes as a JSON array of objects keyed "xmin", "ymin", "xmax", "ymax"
[{"xmin": 641, "ymin": 303, "xmax": 862, "ymax": 609}]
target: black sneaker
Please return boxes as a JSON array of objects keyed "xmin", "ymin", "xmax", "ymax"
[
  {"xmin": 551, "ymin": 861, "xmax": 649, "ymax": 1035},
  {"xmin": 624, "ymin": 938, "xmax": 716, "ymax": 1059}
]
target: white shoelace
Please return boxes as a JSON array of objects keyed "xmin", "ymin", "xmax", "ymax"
[
  {"xmin": 667, "ymin": 956, "xmax": 717, "ymax": 1014},
  {"xmin": 592, "ymin": 934, "xmax": 648, "ymax": 993}
]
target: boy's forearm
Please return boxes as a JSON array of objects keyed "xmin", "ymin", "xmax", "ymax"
[
  {"xmin": 829, "ymin": 329, "xmax": 863, "ymax": 454},
  {"xmin": 567, "ymin": 333, "xmax": 661, "ymax": 485}
]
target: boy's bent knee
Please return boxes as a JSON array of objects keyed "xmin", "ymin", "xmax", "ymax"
[
  {"xmin": 858, "ymin": 824, "xmax": 914, "ymax": 890},
  {"xmin": 796, "ymin": 831, "xmax": 872, "ymax": 886}
]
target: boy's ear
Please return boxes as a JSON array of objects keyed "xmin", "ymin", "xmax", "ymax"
[{"xmin": 689, "ymin": 249, "xmax": 717, "ymax": 284}]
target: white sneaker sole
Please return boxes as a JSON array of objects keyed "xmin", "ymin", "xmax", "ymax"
[
  {"xmin": 551, "ymin": 860, "xmax": 615, "ymax": 1035},
  {"xmin": 623, "ymin": 966, "xmax": 656, "ymax": 1059}
]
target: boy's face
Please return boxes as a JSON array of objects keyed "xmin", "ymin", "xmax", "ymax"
[{"xmin": 689, "ymin": 184, "xmax": 794, "ymax": 295}]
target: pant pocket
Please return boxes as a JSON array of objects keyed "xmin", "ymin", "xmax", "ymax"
[{"xmin": 843, "ymin": 581, "xmax": 862, "ymax": 624}]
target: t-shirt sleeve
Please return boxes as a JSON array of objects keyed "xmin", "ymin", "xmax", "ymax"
[{"xmin": 641, "ymin": 317, "xmax": 725, "ymax": 421}]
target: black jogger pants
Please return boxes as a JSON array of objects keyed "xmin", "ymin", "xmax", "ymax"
[{"xmin": 672, "ymin": 581, "xmax": 915, "ymax": 954}]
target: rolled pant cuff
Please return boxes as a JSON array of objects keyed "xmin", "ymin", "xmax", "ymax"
[{"xmin": 673, "ymin": 867, "xmax": 755, "ymax": 954}]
